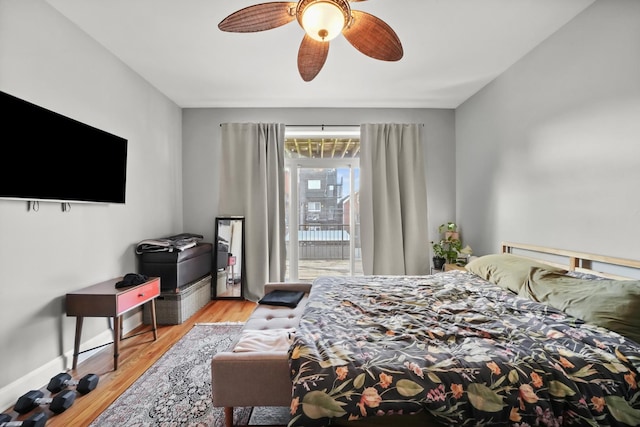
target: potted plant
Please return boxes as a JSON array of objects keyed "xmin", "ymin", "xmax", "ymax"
[
  {"xmin": 438, "ymin": 222, "xmax": 459, "ymax": 241},
  {"xmin": 444, "ymin": 236, "xmax": 462, "ymax": 264},
  {"xmin": 432, "ymin": 221, "xmax": 463, "ymax": 269},
  {"xmin": 431, "ymin": 240, "xmax": 447, "ymax": 269},
  {"xmin": 431, "ymin": 237, "xmax": 462, "ymax": 267}
]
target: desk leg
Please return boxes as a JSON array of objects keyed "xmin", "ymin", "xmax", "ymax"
[
  {"xmin": 72, "ymin": 316, "xmax": 84, "ymax": 370},
  {"xmin": 224, "ymin": 407, "xmax": 233, "ymax": 427},
  {"xmin": 150, "ymin": 299, "xmax": 158, "ymax": 341},
  {"xmin": 113, "ymin": 315, "xmax": 121, "ymax": 370}
]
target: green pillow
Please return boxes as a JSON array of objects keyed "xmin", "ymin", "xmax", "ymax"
[
  {"xmin": 466, "ymin": 253, "xmax": 566, "ymax": 293},
  {"xmin": 520, "ymin": 267, "xmax": 640, "ymax": 344}
]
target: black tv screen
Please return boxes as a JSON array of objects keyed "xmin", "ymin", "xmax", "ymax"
[{"xmin": 0, "ymin": 90, "xmax": 127, "ymax": 204}]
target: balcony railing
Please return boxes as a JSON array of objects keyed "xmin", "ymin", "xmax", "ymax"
[{"xmin": 286, "ymin": 224, "xmax": 359, "ymax": 260}]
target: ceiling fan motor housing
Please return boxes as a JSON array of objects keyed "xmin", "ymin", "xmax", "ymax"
[{"xmin": 296, "ymin": 0, "xmax": 352, "ymax": 41}]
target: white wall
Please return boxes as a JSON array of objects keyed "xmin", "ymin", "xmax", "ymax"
[
  {"xmin": 0, "ymin": 0, "xmax": 183, "ymax": 405},
  {"xmin": 456, "ymin": 0, "xmax": 640, "ymax": 258},
  {"xmin": 182, "ymin": 108, "xmax": 456, "ymax": 249}
]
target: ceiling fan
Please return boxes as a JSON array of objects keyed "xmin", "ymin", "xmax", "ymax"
[{"xmin": 218, "ymin": 0, "xmax": 403, "ymax": 82}]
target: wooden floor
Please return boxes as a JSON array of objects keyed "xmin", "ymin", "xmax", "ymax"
[{"xmin": 4, "ymin": 299, "xmax": 256, "ymax": 427}]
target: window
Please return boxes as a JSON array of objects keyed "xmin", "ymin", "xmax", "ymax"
[{"xmin": 308, "ymin": 202, "xmax": 321, "ymax": 212}]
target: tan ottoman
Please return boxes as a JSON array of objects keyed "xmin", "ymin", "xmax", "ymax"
[{"xmin": 211, "ymin": 282, "xmax": 312, "ymax": 427}]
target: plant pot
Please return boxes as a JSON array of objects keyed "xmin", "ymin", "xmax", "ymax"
[
  {"xmin": 444, "ymin": 231, "xmax": 459, "ymax": 241},
  {"xmin": 433, "ymin": 257, "xmax": 446, "ymax": 270}
]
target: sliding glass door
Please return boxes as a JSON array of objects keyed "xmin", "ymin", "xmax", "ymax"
[{"xmin": 284, "ymin": 129, "xmax": 361, "ymax": 281}]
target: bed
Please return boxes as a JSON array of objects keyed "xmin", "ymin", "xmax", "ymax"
[{"xmin": 287, "ymin": 242, "xmax": 640, "ymax": 426}]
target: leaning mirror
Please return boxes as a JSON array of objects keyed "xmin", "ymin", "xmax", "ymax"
[{"xmin": 213, "ymin": 216, "xmax": 244, "ymax": 299}]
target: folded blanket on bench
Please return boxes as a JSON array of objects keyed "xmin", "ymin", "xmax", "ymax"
[{"xmin": 233, "ymin": 328, "xmax": 295, "ymax": 352}]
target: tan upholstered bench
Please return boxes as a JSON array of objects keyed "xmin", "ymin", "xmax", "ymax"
[{"xmin": 211, "ymin": 282, "xmax": 312, "ymax": 427}]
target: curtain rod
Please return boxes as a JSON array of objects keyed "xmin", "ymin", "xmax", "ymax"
[
  {"xmin": 286, "ymin": 124, "xmax": 425, "ymax": 127},
  {"xmin": 286, "ymin": 124, "xmax": 359, "ymax": 129},
  {"xmin": 218, "ymin": 124, "xmax": 359, "ymax": 128},
  {"xmin": 219, "ymin": 124, "xmax": 424, "ymax": 128}
]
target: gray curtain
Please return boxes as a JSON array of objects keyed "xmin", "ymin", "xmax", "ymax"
[
  {"xmin": 218, "ymin": 123, "xmax": 286, "ymax": 300},
  {"xmin": 360, "ymin": 123, "xmax": 429, "ymax": 275}
]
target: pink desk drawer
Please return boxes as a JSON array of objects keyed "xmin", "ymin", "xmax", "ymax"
[{"xmin": 117, "ymin": 278, "xmax": 160, "ymax": 314}]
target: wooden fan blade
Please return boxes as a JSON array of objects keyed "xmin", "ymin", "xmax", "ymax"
[
  {"xmin": 342, "ymin": 10, "xmax": 403, "ymax": 61},
  {"xmin": 219, "ymin": 2, "xmax": 297, "ymax": 32},
  {"xmin": 297, "ymin": 34, "xmax": 329, "ymax": 82}
]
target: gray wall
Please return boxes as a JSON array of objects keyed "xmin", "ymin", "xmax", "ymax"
[
  {"xmin": 0, "ymin": 1, "xmax": 183, "ymax": 403},
  {"xmin": 456, "ymin": 0, "xmax": 640, "ymax": 259},
  {"xmin": 182, "ymin": 108, "xmax": 456, "ymax": 247}
]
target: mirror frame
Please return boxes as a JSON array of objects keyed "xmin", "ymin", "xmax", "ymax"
[{"xmin": 213, "ymin": 216, "xmax": 245, "ymax": 300}]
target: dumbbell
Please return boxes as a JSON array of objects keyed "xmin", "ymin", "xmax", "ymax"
[
  {"xmin": 0, "ymin": 412, "xmax": 48, "ymax": 427},
  {"xmin": 14, "ymin": 389, "xmax": 75, "ymax": 414},
  {"xmin": 47, "ymin": 372, "xmax": 99, "ymax": 394}
]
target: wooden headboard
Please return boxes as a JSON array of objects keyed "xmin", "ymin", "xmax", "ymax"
[{"xmin": 501, "ymin": 241, "xmax": 640, "ymax": 280}]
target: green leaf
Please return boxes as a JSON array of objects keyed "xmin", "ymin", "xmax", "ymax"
[
  {"xmin": 492, "ymin": 375, "xmax": 506, "ymax": 389},
  {"xmin": 570, "ymin": 364, "xmax": 597, "ymax": 378},
  {"xmin": 428, "ymin": 345, "xmax": 445, "ymax": 354},
  {"xmin": 293, "ymin": 346, "xmax": 313, "ymax": 358},
  {"xmin": 427, "ymin": 372, "xmax": 442, "ymax": 383},
  {"xmin": 318, "ymin": 345, "xmax": 353, "ymax": 368},
  {"xmin": 602, "ymin": 362, "xmax": 628, "ymax": 374},
  {"xmin": 319, "ymin": 359, "xmax": 347, "ymax": 369},
  {"xmin": 353, "ymin": 373, "xmax": 366, "ymax": 389},
  {"xmin": 508, "ymin": 369, "xmax": 519, "ymax": 384},
  {"xmin": 302, "ymin": 391, "xmax": 347, "ymax": 419},
  {"xmin": 548, "ymin": 380, "xmax": 576, "ymax": 397},
  {"xmin": 331, "ymin": 378, "xmax": 353, "ymax": 395},
  {"xmin": 396, "ymin": 379, "xmax": 424, "ymax": 397},
  {"xmin": 467, "ymin": 383, "xmax": 505, "ymax": 412},
  {"xmin": 286, "ymin": 414, "xmax": 302, "ymax": 427},
  {"xmin": 605, "ymin": 396, "xmax": 640, "ymax": 425},
  {"xmin": 462, "ymin": 352, "xmax": 493, "ymax": 363},
  {"xmin": 432, "ymin": 358, "xmax": 456, "ymax": 369}
]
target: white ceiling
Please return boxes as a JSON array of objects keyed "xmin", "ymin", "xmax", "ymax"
[{"xmin": 45, "ymin": 0, "xmax": 595, "ymax": 109}]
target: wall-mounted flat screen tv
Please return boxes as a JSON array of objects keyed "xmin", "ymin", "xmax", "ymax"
[{"xmin": 0, "ymin": 90, "xmax": 127, "ymax": 204}]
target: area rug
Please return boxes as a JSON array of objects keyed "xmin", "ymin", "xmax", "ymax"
[{"xmin": 89, "ymin": 323, "xmax": 289, "ymax": 427}]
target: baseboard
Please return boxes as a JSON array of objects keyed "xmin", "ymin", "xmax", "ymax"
[{"xmin": 0, "ymin": 310, "xmax": 142, "ymax": 412}]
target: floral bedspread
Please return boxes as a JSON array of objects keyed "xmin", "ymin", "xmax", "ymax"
[{"xmin": 287, "ymin": 272, "xmax": 640, "ymax": 426}]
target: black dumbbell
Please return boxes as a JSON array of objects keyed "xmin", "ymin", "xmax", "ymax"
[
  {"xmin": 47, "ymin": 372, "xmax": 99, "ymax": 394},
  {"xmin": 0, "ymin": 412, "xmax": 48, "ymax": 427},
  {"xmin": 14, "ymin": 389, "xmax": 75, "ymax": 414}
]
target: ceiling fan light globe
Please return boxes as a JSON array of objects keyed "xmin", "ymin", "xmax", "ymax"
[{"xmin": 301, "ymin": 1, "xmax": 346, "ymax": 41}]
